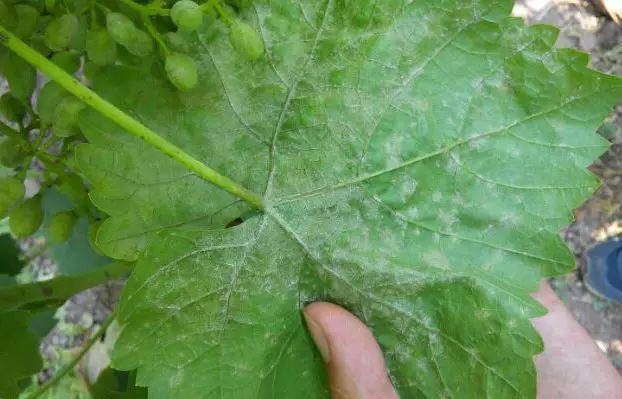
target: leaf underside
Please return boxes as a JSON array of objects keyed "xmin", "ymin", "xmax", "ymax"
[{"xmin": 75, "ymin": 0, "xmax": 622, "ymax": 397}]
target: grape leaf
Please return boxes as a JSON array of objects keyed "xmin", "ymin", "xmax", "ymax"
[
  {"xmin": 0, "ymin": 311, "xmax": 42, "ymax": 398},
  {"xmin": 75, "ymin": 0, "xmax": 622, "ymax": 397},
  {"xmin": 0, "ymin": 232, "xmax": 23, "ymax": 276}
]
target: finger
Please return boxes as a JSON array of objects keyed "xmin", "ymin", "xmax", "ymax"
[{"xmin": 304, "ymin": 302, "xmax": 398, "ymax": 399}]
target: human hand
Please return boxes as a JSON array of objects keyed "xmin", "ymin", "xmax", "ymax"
[
  {"xmin": 305, "ymin": 282, "xmax": 622, "ymax": 399},
  {"xmin": 304, "ymin": 302, "xmax": 398, "ymax": 399}
]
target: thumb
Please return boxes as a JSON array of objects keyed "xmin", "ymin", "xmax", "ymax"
[{"xmin": 304, "ymin": 302, "xmax": 398, "ymax": 399}]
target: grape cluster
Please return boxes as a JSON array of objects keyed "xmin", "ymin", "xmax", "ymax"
[
  {"xmin": 0, "ymin": 0, "xmax": 263, "ymax": 250},
  {"xmin": 2, "ymin": 0, "xmax": 263, "ymax": 91}
]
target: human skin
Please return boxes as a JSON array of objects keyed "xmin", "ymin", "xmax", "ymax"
[{"xmin": 304, "ymin": 281, "xmax": 622, "ymax": 399}]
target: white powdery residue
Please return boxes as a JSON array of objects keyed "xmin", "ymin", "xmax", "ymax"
[
  {"xmin": 500, "ymin": 211, "xmax": 520, "ymax": 227},
  {"xmin": 403, "ymin": 178, "xmax": 418, "ymax": 194},
  {"xmin": 468, "ymin": 136, "xmax": 487, "ymax": 151},
  {"xmin": 438, "ymin": 209, "xmax": 458, "ymax": 230},
  {"xmin": 471, "ymin": 78, "xmax": 484, "ymax": 92},
  {"xmin": 405, "ymin": 206, "xmax": 419, "ymax": 219},
  {"xmin": 433, "ymin": 232, "xmax": 441, "ymax": 243},
  {"xmin": 446, "ymin": 156, "xmax": 459, "ymax": 174},
  {"xmin": 384, "ymin": 133, "xmax": 405, "ymax": 168},
  {"xmin": 431, "ymin": 191, "xmax": 442, "ymax": 202},
  {"xmin": 452, "ymin": 192, "xmax": 465, "ymax": 206},
  {"xmin": 475, "ymin": 308, "xmax": 491, "ymax": 320},
  {"xmin": 421, "ymin": 251, "xmax": 450, "ymax": 270}
]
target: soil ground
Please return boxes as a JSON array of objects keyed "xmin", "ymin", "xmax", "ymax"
[{"xmin": 514, "ymin": 0, "xmax": 622, "ymax": 373}]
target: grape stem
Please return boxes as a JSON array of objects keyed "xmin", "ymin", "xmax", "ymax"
[
  {"xmin": 142, "ymin": 14, "xmax": 170, "ymax": 56},
  {"xmin": 0, "ymin": 25, "xmax": 266, "ymax": 210},
  {"xmin": 26, "ymin": 311, "xmax": 118, "ymax": 399},
  {"xmin": 212, "ymin": 0, "xmax": 233, "ymax": 25}
]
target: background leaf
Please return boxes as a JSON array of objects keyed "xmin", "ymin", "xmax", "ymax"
[
  {"xmin": 0, "ymin": 311, "xmax": 42, "ymax": 398},
  {"xmin": 40, "ymin": 189, "xmax": 110, "ymax": 275},
  {"xmin": 75, "ymin": 0, "xmax": 622, "ymax": 397}
]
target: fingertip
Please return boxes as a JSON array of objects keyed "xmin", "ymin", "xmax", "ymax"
[{"xmin": 303, "ymin": 302, "xmax": 398, "ymax": 399}]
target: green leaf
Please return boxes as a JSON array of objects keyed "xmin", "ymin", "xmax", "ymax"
[
  {"xmin": 0, "ymin": 311, "xmax": 42, "ymax": 398},
  {"xmin": 75, "ymin": 0, "xmax": 622, "ymax": 397},
  {"xmin": 0, "ymin": 233, "xmax": 24, "ymax": 276},
  {"xmin": 90, "ymin": 368, "xmax": 147, "ymax": 399}
]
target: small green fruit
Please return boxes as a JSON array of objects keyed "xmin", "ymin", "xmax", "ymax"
[
  {"xmin": 9, "ymin": 196, "xmax": 43, "ymax": 237},
  {"xmin": 0, "ymin": 0, "xmax": 16, "ymax": 31},
  {"xmin": 0, "ymin": 92, "xmax": 26, "ymax": 123},
  {"xmin": 106, "ymin": 13, "xmax": 136, "ymax": 46},
  {"xmin": 88, "ymin": 220, "xmax": 104, "ymax": 255},
  {"xmin": 49, "ymin": 211, "xmax": 77, "ymax": 243},
  {"xmin": 86, "ymin": 29, "xmax": 117, "ymax": 66},
  {"xmin": 14, "ymin": 4, "xmax": 39, "ymax": 38},
  {"xmin": 44, "ymin": 14, "xmax": 80, "ymax": 51},
  {"xmin": 0, "ymin": 137, "xmax": 26, "ymax": 168},
  {"xmin": 229, "ymin": 19, "xmax": 264, "ymax": 61},
  {"xmin": 165, "ymin": 52, "xmax": 198, "ymax": 91},
  {"xmin": 124, "ymin": 29, "xmax": 154, "ymax": 57},
  {"xmin": 164, "ymin": 31, "xmax": 192, "ymax": 53},
  {"xmin": 57, "ymin": 174, "xmax": 89, "ymax": 208},
  {"xmin": 52, "ymin": 96, "xmax": 85, "ymax": 137},
  {"xmin": 51, "ymin": 51, "xmax": 81, "ymax": 74},
  {"xmin": 37, "ymin": 81, "xmax": 68, "ymax": 128},
  {"xmin": 171, "ymin": 0, "xmax": 203, "ymax": 32},
  {"xmin": 0, "ymin": 177, "xmax": 24, "ymax": 217}
]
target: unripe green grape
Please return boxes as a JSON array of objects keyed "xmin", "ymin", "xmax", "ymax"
[
  {"xmin": 44, "ymin": 14, "xmax": 80, "ymax": 51},
  {"xmin": 165, "ymin": 52, "xmax": 198, "ymax": 91},
  {"xmin": 14, "ymin": 4, "xmax": 39, "ymax": 38},
  {"xmin": 0, "ymin": 177, "xmax": 24, "ymax": 217},
  {"xmin": 2, "ymin": 51, "xmax": 36, "ymax": 102},
  {"xmin": 229, "ymin": 19, "xmax": 264, "ymax": 61},
  {"xmin": 124, "ymin": 28, "xmax": 154, "ymax": 57},
  {"xmin": 86, "ymin": 29, "xmax": 117, "ymax": 66},
  {"xmin": 37, "ymin": 81, "xmax": 67, "ymax": 128},
  {"xmin": 52, "ymin": 96, "xmax": 85, "ymax": 138},
  {"xmin": 49, "ymin": 211, "xmax": 77, "ymax": 243},
  {"xmin": 44, "ymin": 0, "xmax": 57, "ymax": 13},
  {"xmin": 57, "ymin": 173, "xmax": 88, "ymax": 208},
  {"xmin": 106, "ymin": 13, "xmax": 136, "ymax": 46},
  {"xmin": 9, "ymin": 196, "xmax": 43, "ymax": 237},
  {"xmin": 0, "ymin": 137, "xmax": 26, "ymax": 168},
  {"xmin": 88, "ymin": 219, "xmax": 104, "ymax": 255},
  {"xmin": 171, "ymin": 0, "xmax": 202, "ymax": 32},
  {"xmin": 83, "ymin": 62, "xmax": 102, "ymax": 81},
  {"xmin": 0, "ymin": 92, "xmax": 26, "ymax": 123},
  {"xmin": 0, "ymin": 0, "xmax": 16, "ymax": 31},
  {"xmin": 51, "ymin": 51, "xmax": 80, "ymax": 74},
  {"xmin": 164, "ymin": 31, "xmax": 192, "ymax": 53}
]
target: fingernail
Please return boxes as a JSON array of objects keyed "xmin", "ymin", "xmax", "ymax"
[{"xmin": 304, "ymin": 310, "xmax": 331, "ymax": 363}]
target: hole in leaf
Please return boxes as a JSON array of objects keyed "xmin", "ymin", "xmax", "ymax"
[{"xmin": 225, "ymin": 217, "xmax": 244, "ymax": 228}]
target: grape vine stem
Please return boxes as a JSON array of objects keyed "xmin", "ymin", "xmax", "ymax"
[
  {"xmin": 0, "ymin": 25, "xmax": 265, "ymax": 210},
  {"xmin": 27, "ymin": 311, "xmax": 117, "ymax": 399}
]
